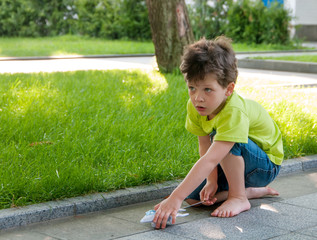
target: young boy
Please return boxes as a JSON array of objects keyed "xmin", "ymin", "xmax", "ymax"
[{"xmin": 153, "ymin": 36, "xmax": 284, "ymax": 229}]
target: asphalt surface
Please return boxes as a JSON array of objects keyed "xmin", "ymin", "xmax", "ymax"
[{"xmin": 0, "ymin": 52, "xmax": 316, "ymax": 239}]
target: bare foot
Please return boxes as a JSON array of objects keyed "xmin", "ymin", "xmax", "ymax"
[
  {"xmin": 211, "ymin": 197, "xmax": 251, "ymax": 218},
  {"xmin": 246, "ymin": 186, "xmax": 279, "ymax": 199}
]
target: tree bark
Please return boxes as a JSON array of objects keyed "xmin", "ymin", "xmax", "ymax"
[{"xmin": 146, "ymin": 0, "xmax": 194, "ymax": 73}]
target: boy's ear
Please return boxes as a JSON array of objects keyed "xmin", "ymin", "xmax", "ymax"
[{"xmin": 225, "ymin": 82, "xmax": 235, "ymax": 96}]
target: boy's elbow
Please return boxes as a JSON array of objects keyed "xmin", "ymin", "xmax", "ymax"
[{"xmin": 200, "ymin": 154, "xmax": 219, "ymax": 169}]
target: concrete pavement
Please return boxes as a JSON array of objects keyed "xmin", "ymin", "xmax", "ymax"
[{"xmin": 0, "ymin": 56, "xmax": 156, "ymax": 73}]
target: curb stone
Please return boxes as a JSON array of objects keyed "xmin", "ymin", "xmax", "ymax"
[
  {"xmin": 238, "ymin": 59, "xmax": 317, "ymax": 74},
  {"xmin": 0, "ymin": 155, "xmax": 316, "ymax": 231},
  {"xmin": 278, "ymin": 154, "xmax": 317, "ymax": 176}
]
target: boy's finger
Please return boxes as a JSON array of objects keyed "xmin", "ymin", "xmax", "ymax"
[
  {"xmin": 160, "ymin": 214, "xmax": 170, "ymax": 229},
  {"xmin": 202, "ymin": 200, "xmax": 213, "ymax": 206},
  {"xmin": 199, "ymin": 190, "xmax": 204, "ymax": 200},
  {"xmin": 154, "ymin": 211, "xmax": 165, "ymax": 229},
  {"xmin": 203, "ymin": 192, "xmax": 210, "ymax": 201},
  {"xmin": 171, "ymin": 211, "xmax": 177, "ymax": 224},
  {"xmin": 154, "ymin": 203, "xmax": 160, "ymax": 210},
  {"xmin": 153, "ymin": 209, "xmax": 161, "ymax": 223},
  {"xmin": 202, "ymin": 196, "xmax": 217, "ymax": 206}
]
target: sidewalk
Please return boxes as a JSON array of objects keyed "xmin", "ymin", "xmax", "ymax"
[{"xmin": 1, "ymin": 166, "xmax": 316, "ymax": 239}]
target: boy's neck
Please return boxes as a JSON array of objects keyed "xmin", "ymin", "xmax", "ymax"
[{"xmin": 207, "ymin": 97, "xmax": 228, "ymax": 120}]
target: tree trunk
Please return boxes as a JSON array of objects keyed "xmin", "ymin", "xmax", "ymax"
[{"xmin": 146, "ymin": 0, "xmax": 194, "ymax": 73}]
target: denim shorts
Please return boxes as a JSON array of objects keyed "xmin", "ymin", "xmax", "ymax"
[{"xmin": 187, "ymin": 132, "xmax": 281, "ymax": 200}]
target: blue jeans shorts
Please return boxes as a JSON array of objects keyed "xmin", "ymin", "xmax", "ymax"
[{"xmin": 187, "ymin": 132, "xmax": 281, "ymax": 200}]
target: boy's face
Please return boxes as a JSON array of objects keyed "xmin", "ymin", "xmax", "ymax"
[{"xmin": 187, "ymin": 73, "xmax": 234, "ymax": 119}]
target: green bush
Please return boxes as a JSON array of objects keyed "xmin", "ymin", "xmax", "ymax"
[
  {"xmin": 0, "ymin": 0, "xmax": 37, "ymax": 37},
  {"xmin": 76, "ymin": 0, "xmax": 151, "ymax": 40},
  {"xmin": 0, "ymin": 0, "xmax": 151, "ymax": 40},
  {"xmin": 225, "ymin": 0, "xmax": 291, "ymax": 44},
  {"xmin": 188, "ymin": 0, "xmax": 292, "ymax": 45},
  {"xmin": 0, "ymin": 0, "xmax": 76, "ymax": 37},
  {"xmin": 188, "ymin": 0, "xmax": 231, "ymax": 39}
]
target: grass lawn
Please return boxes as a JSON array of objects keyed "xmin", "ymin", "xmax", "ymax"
[
  {"xmin": 0, "ymin": 69, "xmax": 316, "ymax": 209},
  {"xmin": 252, "ymin": 55, "xmax": 317, "ymax": 63},
  {"xmin": 233, "ymin": 42, "xmax": 308, "ymax": 52},
  {"xmin": 0, "ymin": 35, "xmax": 155, "ymax": 57},
  {"xmin": 0, "ymin": 35, "xmax": 307, "ymax": 57}
]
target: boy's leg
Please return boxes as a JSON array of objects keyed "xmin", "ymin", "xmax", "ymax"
[
  {"xmin": 212, "ymin": 186, "xmax": 279, "ymax": 204},
  {"xmin": 185, "ymin": 135, "xmax": 280, "ymax": 211},
  {"xmin": 185, "ymin": 159, "xmax": 279, "ymax": 207},
  {"xmin": 212, "ymin": 139, "xmax": 281, "ymax": 217},
  {"xmin": 211, "ymin": 153, "xmax": 251, "ymax": 217}
]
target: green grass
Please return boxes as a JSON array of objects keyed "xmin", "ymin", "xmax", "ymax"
[
  {"xmin": 0, "ymin": 70, "xmax": 316, "ymax": 209},
  {"xmin": 0, "ymin": 35, "xmax": 155, "ymax": 57},
  {"xmin": 0, "ymin": 70, "xmax": 199, "ymax": 208},
  {"xmin": 236, "ymin": 79, "xmax": 317, "ymax": 158},
  {"xmin": 0, "ymin": 35, "xmax": 308, "ymax": 57},
  {"xmin": 252, "ymin": 55, "xmax": 317, "ymax": 63},
  {"xmin": 232, "ymin": 42, "xmax": 308, "ymax": 52}
]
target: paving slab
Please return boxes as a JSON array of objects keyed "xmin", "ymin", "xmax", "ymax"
[
  {"xmin": 271, "ymin": 170, "xmax": 317, "ymax": 200},
  {"xmin": 118, "ymin": 230, "xmax": 193, "ymax": 240},
  {"xmin": 298, "ymin": 226, "xmax": 317, "ymax": 238},
  {"xmin": 282, "ymin": 192, "xmax": 317, "ymax": 210},
  {"xmin": 27, "ymin": 214, "xmax": 148, "ymax": 240},
  {"xmin": 0, "ymin": 231, "xmax": 59, "ymax": 240},
  {"xmin": 246, "ymin": 201, "xmax": 317, "ymax": 232},
  {"xmin": 270, "ymin": 233, "xmax": 317, "ymax": 240},
  {"xmin": 163, "ymin": 213, "xmax": 289, "ymax": 240}
]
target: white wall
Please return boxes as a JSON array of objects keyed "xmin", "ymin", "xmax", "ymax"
[
  {"xmin": 294, "ymin": 0, "xmax": 317, "ymax": 25},
  {"xmin": 284, "ymin": 0, "xmax": 317, "ymax": 25}
]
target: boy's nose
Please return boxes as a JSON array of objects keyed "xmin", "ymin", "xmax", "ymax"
[{"xmin": 195, "ymin": 92, "xmax": 204, "ymax": 102}]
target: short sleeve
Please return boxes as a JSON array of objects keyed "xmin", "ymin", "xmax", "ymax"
[
  {"xmin": 185, "ymin": 99, "xmax": 208, "ymax": 136},
  {"xmin": 214, "ymin": 107, "xmax": 249, "ymax": 143}
]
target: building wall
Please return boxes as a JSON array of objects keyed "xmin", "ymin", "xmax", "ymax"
[
  {"xmin": 284, "ymin": 0, "xmax": 317, "ymax": 40},
  {"xmin": 294, "ymin": 0, "xmax": 317, "ymax": 25}
]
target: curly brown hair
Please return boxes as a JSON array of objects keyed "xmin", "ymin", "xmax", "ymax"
[{"xmin": 180, "ymin": 36, "xmax": 238, "ymax": 88}]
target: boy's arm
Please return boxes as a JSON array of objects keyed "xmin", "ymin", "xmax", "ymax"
[
  {"xmin": 198, "ymin": 135, "xmax": 211, "ymax": 157},
  {"xmin": 198, "ymin": 136, "xmax": 218, "ymax": 203},
  {"xmin": 198, "ymin": 135, "xmax": 218, "ymax": 182},
  {"xmin": 153, "ymin": 140, "xmax": 234, "ymax": 229}
]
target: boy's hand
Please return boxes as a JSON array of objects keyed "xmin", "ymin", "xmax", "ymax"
[
  {"xmin": 200, "ymin": 182, "xmax": 217, "ymax": 206},
  {"xmin": 153, "ymin": 196, "xmax": 182, "ymax": 229}
]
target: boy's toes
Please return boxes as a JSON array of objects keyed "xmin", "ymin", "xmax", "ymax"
[
  {"xmin": 211, "ymin": 209, "xmax": 234, "ymax": 218},
  {"xmin": 220, "ymin": 210, "xmax": 228, "ymax": 218},
  {"xmin": 211, "ymin": 209, "xmax": 219, "ymax": 217}
]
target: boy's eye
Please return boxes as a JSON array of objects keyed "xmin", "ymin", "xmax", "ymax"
[
  {"xmin": 205, "ymin": 88, "xmax": 212, "ymax": 92},
  {"xmin": 189, "ymin": 86, "xmax": 195, "ymax": 91}
]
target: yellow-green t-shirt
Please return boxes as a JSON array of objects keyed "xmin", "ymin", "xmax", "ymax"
[{"xmin": 185, "ymin": 91, "xmax": 284, "ymax": 165}]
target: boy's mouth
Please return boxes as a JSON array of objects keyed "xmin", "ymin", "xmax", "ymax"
[{"xmin": 195, "ymin": 106, "xmax": 206, "ymax": 111}]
